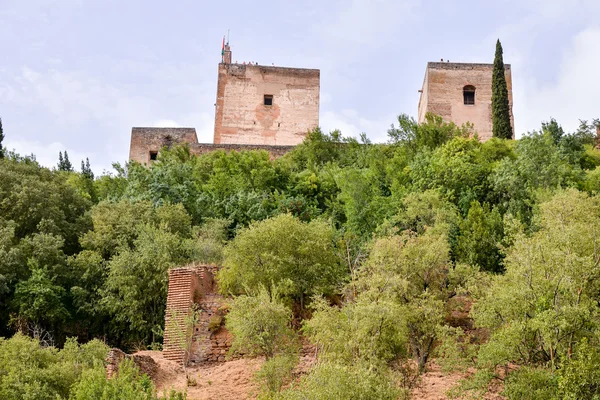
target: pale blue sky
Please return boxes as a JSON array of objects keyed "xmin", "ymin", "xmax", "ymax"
[{"xmin": 1, "ymin": 0, "xmax": 599, "ymax": 173}]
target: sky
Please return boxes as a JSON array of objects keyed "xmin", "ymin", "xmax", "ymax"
[{"xmin": 1, "ymin": 0, "xmax": 599, "ymax": 174}]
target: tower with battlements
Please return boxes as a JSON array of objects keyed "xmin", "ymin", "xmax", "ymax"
[{"xmin": 213, "ymin": 44, "xmax": 320, "ymax": 145}]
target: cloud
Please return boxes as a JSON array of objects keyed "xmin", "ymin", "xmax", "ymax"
[
  {"xmin": 153, "ymin": 119, "xmax": 181, "ymax": 128},
  {"xmin": 5, "ymin": 138, "xmax": 90, "ymax": 173},
  {"xmin": 320, "ymin": 109, "xmax": 393, "ymax": 142},
  {"xmin": 320, "ymin": 0, "xmax": 420, "ymax": 47},
  {"xmin": 514, "ymin": 27, "xmax": 600, "ymax": 134}
]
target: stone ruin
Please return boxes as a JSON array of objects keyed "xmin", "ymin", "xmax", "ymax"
[
  {"xmin": 162, "ymin": 264, "xmax": 233, "ymax": 365},
  {"xmin": 105, "ymin": 348, "xmax": 158, "ymax": 379}
]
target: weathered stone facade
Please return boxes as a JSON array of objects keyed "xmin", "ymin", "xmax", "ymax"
[
  {"xmin": 128, "ymin": 127, "xmax": 295, "ymax": 164},
  {"xmin": 214, "ymin": 62, "xmax": 320, "ymax": 146},
  {"xmin": 163, "ymin": 264, "xmax": 232, "ymax": 366},
  {"xmin": 418, "ymin": 62, "xmax": 514, "ymax": 141}
]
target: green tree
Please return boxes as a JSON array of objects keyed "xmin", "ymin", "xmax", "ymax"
[
  {"xmin": 226, "ymin": 287, "xmax": 296, "ymax": 359},
  {"xmin": 471, "ymin": 190, "xmax": 600, "ymax": 386},
  {"xmin": 455, "ymin": 201, "xmax": 504, "ymax": 273},
  {"xmin": 70, "ymin": 358, "xmax": 186, "ymax": 400},
  {"xmin": 57, "ymin": 151, "xmax": 74, "ymax": 172},
  {"xmin": 101, "ymin": 224, "xmax": 192, "ymax": 345},
  {"xmin": 13, "ymin": 265, "xmax": 70, "ymax": 330},
  {"xmin": 492, "ymin": 39, "xmax": 512, "ymax": 139},
  {"xmin": 80, "ymin": 158, "xmax": 94, "ymax": 180},
  {"xmin": 218, "ymin": 214, "xmax": 345, "ymax": 310},
  {"xmin": 277, "ymin": 362, "xmax": 402, "ymax": 400},
  {"xmin": 0, "ymin": 333, "xmax": 108, "ymax": 400}
]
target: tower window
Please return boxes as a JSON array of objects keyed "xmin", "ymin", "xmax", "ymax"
[
  {"xmin": 149, "ymin": 151, "xmax": 158, "ymax": 161},
  {"xmin": 463, "ymin": 85, "xmax": 475, "ymax": 105},
  {"xmin": 264, "ymin": 95, "xmax": 273, "ymax": 106}
]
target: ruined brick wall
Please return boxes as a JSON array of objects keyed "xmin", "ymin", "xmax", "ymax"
[
  {"xmin": 163, "ymin": 264, "xmax": 232, "ymax": 365},
  {"xmin": 417, "ymin": 62, "xmax": 514, "ymax": 141},
  {"xmin": 129, "ymin": 127, "xmax": 199, "ymax": 164},
  {"xmin": 214, "ymin": 63, "xmax": 320, "ymax": 146}
]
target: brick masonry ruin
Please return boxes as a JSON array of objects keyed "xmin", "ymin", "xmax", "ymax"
[
  {"xmin": 418, "ymin": 62, "xmax": 514, "ymax": 141},
  {"xmin": 162, "ymin": 264, "xmax": 232, "ymax": 365}
]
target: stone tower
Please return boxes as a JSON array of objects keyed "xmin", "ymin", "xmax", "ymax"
[
  {"xmin": 418, "ymin": 62, "xmax": 514, "ymax": 141},
  {"xmin": 213, "ymin": 45, "xmax": 320, "ymax": 145}
]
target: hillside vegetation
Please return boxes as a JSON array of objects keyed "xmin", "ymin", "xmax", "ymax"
[{"xmin": 1, "ymin": 113, "xmax": 600, "ymax": 398}]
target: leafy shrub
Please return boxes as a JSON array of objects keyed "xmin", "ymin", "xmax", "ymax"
[
  {"xmin": 0, "ymin": 333, "xmax": 108, "ymax": 400},
  {"xmin": 503, "ymin": 367, "xmax": 557, "ymax": 400},
  {"xmin": 558, "ymin": 339, "xmax": 600, "ymax": 400},
  {"xmin": 225, "ymin": 287, "xmax": 297, "ymax": 359},
  {"xmin": 276, "ymin": 362, "xmax": 403, "ymax": 400},
  {"xmin": 71, "ymin": 358, "xmax": 186, "ymax": 400},
  {"xmin": 255, "ymin": 353, "xmax": 298, "ymax": 396}
]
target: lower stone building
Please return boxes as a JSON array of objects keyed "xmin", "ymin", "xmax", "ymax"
[{"xmin": 129, "ymin": 127, "xmax": 294, "ymax": 165}]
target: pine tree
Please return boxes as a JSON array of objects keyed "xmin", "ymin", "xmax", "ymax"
[
  {"xmin": 63, "ymin": 151, "xmax": 73, "ymax": 171},
  {"xmin": 81, "ymin": 157, "xmax": 94, "ymax": 180},
  {"xmin": 58, "ymin": 151, "xmax": 64, "ymax": 170},
  {"xmin": 492, "ymin": 39, "xmax": 513, "ymax": 139},
  {"xmin": 0, "ymin": 117, "xmax": 4, "ymax": 159}
]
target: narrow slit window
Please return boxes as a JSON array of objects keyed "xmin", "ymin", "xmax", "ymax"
[
  {"xmin": 463, "ymin": 85, "xmax": 475, "ymax": 105},
  {"xmin": 149, "ymin": 151, "xmax": 158, "ymax": 161},
  {"xmin": 264, "ymin": 95, "xmax": 273, "ymax": 106}
]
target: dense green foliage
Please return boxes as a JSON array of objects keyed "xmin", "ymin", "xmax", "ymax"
[
  {"xmin": 225, "ymin": 288, "xmax": 296, "ymax": 359},
  {"xmin": 0, "ymin": 334, "xmax": 107, "ymax": 400},
  {"xmin": 218, "ymin": 214, "xmax": 344, "ymax": 309},
  {"xmin": 2, "ymin": 113, "xmax": 600, "ymax": 398},
  {"xmin": 492, "ymin": 39, "xmax": 512, "ymax": 139}
]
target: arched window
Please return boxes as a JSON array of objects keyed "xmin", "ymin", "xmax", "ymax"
[{"xmin": 463, "ymin": 85, "xmax": 475, "ymax": 105}]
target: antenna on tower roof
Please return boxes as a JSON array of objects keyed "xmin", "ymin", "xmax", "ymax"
[{"xmin": 227, "ymin": 28, "xmax": 230, "ymax": 45}]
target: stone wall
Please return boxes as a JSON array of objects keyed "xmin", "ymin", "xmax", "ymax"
[
  {"xmin": 417, "ymin": 62, "xmax": 514, "ymax": 141},
  {"xmin": 129, "ymin": 127, "xmax": 199, "ymax": 164},
  {"xmin": 163, "ymin": 264, "xmax": 232, "ymax": 365},
  {"xmin": 128, "ymin": 127, "xmax": 296, "ymax": 164},
  {"xmin": 105, "ymin": 348, "xmax": 158, "ymax": 379},
  {"xmin": 214, "ymin": 63, "xmax": 320, "ymax": 146}
]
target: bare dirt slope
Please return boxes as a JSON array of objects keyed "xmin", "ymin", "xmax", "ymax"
[{"xmin": 138, "ymin": 351, "xmax": 503, "ymax": 400}]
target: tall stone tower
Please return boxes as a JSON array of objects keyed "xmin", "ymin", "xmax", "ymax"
[
  {"xmin": 418, "ymin": 62, "xmax": 514, "ymax": 141},
  {"xmin": 213, "ymin": 45, "xmax": 320, "ymax": 145}
]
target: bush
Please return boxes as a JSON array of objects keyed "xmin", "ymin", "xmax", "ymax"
[
  {"xmin": 276, "ymin": 362, "xmax": 403, "ymax": 400},
  {"xmin": 558, "ymin": 339, "xmax": 600, "ymax": 400},
  {"xmin": 0, "ymin": 333, "xmax": 108, "ymax": 400},
  {"xmin": 503, "ymin": 367, "xmax": 557, "ymax": 400},
  {"xmin": 70, "ymin": 358, "xmax": 186, "ymax": 400},
  {"xmin": 255, "ymin": 353, "xmax": 298, "ymax": 396},
  {"xmin": 225, "ymin": 287, "xmax": 297, "ymax": 359},
  {"xmin": 218, "ymin": 214, "xmax": 345, "ymax": 309}
]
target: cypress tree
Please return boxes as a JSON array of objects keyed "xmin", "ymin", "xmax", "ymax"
[
  {"xmin": 0, "ymin": 118, "xmax": 4, "ymax": 159},
  {"xmin": 492, "ymin": 39, "xmax": 513, "ymax": 139},
  {"xmin": 58, "ymin": 151, "xmax": 64, "ymax": 170}
]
